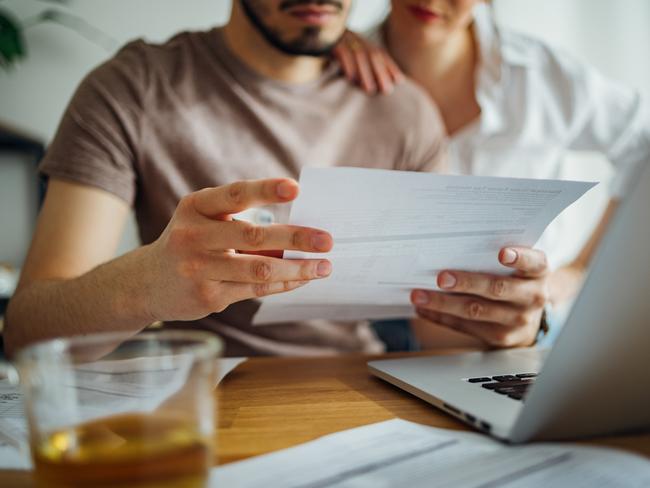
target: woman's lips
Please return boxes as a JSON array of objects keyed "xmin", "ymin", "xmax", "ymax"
[
  {"xmin": 407, "ymin": 5, "xmax": 443, "ymax": 23},
  {"xmin": 288, "ymin": 6, "xmax": 338, "ymax": 26}
]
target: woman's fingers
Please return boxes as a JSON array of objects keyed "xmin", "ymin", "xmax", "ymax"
[
  {"xmin": 385, "ymin": 55, "xmax": 405, "ymax": 84},
  {"xmin": 334, "ymin": 41, "xmax": 358, "ymax": 81},
  {"xmin": 353, "ymin": 47, "xmax": 378, "ymax": 94},
  {"xmin": 334, "ymin": 31, "xmax": 402, "ymax": 95},
  {"xmin": 369, "ymin": 49, "xmax": 396, "ymax": 94}
]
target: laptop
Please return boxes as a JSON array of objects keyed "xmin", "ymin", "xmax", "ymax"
[{"xmin": 368, "ymin": 160, "xmax": 650, "ymax": 443}]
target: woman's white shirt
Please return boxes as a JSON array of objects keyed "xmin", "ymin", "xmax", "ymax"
[{"xmin": 368, "ymin": 4, "xmax": 650, "ymax": 268}]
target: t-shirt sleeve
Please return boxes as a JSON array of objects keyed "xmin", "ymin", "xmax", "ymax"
[
  {"xmin": 398, "ymin": 83, "xmax": 449, "ymax": 174},
  {"xmin": 39, "ymin": 41, "xmax": 150, "ymax": 205}
]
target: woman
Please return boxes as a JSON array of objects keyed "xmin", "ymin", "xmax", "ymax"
[{"xmin": 335, "ymin": 1, "xmax": 650, "ymax": 349}]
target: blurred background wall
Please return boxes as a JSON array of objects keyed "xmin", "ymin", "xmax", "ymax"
[{"xmin": 1, "ymin": 0, "xmax": 649, "ymax": 266}]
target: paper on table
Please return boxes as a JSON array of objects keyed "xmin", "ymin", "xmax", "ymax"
[
  {"xmin": 0, "ymin": 381, "xmax": 29, "ymax": 467},
  {"xmin": 0, "ymin": 357, "xmax": 247, "ymax": 470},
  {"xmin": 0, "ymin": 442, "xmax": 31, "ymax": 470},
  {"xmin": 209, "ymin": 418, "xmax": 650, "ymax": 488},
  {"xmin": 255, "ymin": 168, "xmax": 596, "ymax": 324},
  {"xmin": 216, "ymin": 357, "xmax": 247, "ymax": 384}
]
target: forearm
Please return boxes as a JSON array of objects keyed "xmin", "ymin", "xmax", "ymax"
[
  {"xmin": 548, "ymin": 199, "xmax": 619, "ymax": 308},
  {"xmin": 5, "ymin": 178, "xmax": 333, "ymax": 356},
  {"xmin": 4, "ymin": 245, "xmax": 156, "ymax": 357},
  {"xmin": 547, "ymin": 263, "xmax": 586, "ymax": 306}
]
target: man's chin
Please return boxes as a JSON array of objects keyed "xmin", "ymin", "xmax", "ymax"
[
  {"xmin": 278, "ymin": 41, "xmax": 339, "ymax": 57},
  {"xmin": 278, "ymin": 27, "xmax": 345, "ymax": 57}
]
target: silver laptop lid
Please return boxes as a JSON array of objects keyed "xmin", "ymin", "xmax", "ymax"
[{"xmin": 510, "ymin": 161, "xmax": 650, "ymax": 442}]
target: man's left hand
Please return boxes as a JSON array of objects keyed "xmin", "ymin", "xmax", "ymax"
[{"xmin": 411, "ymin": 247, "xmax": 550, "ymax": 348}]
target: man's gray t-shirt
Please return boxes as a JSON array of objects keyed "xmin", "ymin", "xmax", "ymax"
[{"xmin": 40, "ymin": 28, "xmax": 447, "ymax": 356}]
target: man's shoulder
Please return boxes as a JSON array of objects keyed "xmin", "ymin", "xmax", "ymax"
[
  {"xmin": 108, "ymin": 29, "xmax": 213, "ymax": 74},
  {"xmin": 327, "ymin": 74, "xmax": 447, "ymax": 172},
  {"xmin": 384, "ymin": 76, "xmax": 437, "ymax": 110},
  {"xmin": 362, "ymin": 77, "xmax": 444, "ymax": 132}
]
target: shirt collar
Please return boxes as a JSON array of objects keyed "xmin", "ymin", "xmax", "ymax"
[
  {"xmin": 472, "ymin": 2, "xmax": 536, "ymax": 77},
  {"xmin": 472, "ymin": 3, "xmax": 502, "ymax": 82},
  {"xmin": 471, "ymin": 3, "xmax": 534, "ymax": 136}
]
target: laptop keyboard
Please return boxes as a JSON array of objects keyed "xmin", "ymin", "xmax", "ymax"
[{"xmin": 467, "ymin": 373, "xmax": 538, "ymax": 401}]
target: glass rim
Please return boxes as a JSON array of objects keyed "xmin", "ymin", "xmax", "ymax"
[{"xmin": 15, "ymin": 329, "xmax": 223, "ymax": 363}]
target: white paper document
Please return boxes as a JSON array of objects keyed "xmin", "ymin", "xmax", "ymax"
[
  {"xmin": 255, "ymin": 168, "xmax": 595, "ymax": 324},
  {"xmin": 210, "ymin": 419, "xmax": 650, "ymax": 487}
]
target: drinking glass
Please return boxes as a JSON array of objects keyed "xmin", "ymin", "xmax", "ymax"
[{"xmin": 10, "ymin": 330, "xmax": 222, "ymax": 488}]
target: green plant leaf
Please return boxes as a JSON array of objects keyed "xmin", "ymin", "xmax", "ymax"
[{"xmin": 0, "ymin": 8, "xmax": 26, "ymax": 69}]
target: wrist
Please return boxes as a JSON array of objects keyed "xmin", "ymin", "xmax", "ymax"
[
  {"xmin": 548, "ymin": 264, "xmax": 586, "ymax": 306},
  {"xmin": 530, "ymin": 305, "xmax": 552, "ymax": 347},
  {"xmin": 111, "ymin": 244, "xmax": 161, "ymax": 326}
]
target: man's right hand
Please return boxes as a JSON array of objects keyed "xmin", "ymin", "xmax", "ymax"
[{"xmin": 143, "ymin": 178, "xmax": 333, "ymax": 322}]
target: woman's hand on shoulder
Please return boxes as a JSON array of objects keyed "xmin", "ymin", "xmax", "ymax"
[{"xmin": 333, "ymin": 30, "xmax": 404, "ymax": 95}]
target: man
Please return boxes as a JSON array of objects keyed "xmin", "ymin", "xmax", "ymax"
[
  {"xmin": 6, "ymin": 1, "xmax": 548, "ymax": 356},
  {"xmin": 5, "ymin": 0, "xmax": 447, "ymax": 356}
]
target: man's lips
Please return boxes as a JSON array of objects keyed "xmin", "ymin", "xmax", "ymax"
[
  {"xmin": 287, "ymin": 5, "xmax": 339, "ymax": 25},
  {"xmin": 407, "ymin": 5, "xmax": 444, "ymax": 23}
]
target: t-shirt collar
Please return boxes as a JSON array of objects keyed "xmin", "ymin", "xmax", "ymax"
[{"xmin": 210, "ymin": 27, "xmax": 340, "ymax": 94}]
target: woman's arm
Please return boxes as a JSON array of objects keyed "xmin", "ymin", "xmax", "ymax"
[
  {"xmin": 548, "ymin": 199, "xmax": 619, "ymax": 306},
  {"xmin": 560, "ymin": 49, "xmax": 650, "ymax": 199},
  {"xmin": 549, "ymin": 49, "xmax": 650, "ymax": 303}
]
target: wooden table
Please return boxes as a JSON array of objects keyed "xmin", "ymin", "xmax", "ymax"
[{"xmin": 3, "ymin": 352, "xmax": 649, "ymax": 485}]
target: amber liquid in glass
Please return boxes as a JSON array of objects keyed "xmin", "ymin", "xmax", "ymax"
[{"xmin": 32, "ymin": 413, "xmax": 212, "ymax": 488}]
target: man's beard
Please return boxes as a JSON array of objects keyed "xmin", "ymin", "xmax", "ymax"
[{"xmin": 240, "ymin": 0, "xmax": 345, "ymax": 57}]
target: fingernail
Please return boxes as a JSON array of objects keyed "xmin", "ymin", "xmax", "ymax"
[
  {"xmin": 276, "ymin": 181, "xmax": 295, "ymax": 199},
  {"xmin": 317, "ymin": 261, "xmax": 332, "ymax": 277},
  {"xmin": 438, "ymin": 272, "xmax": 457, "ymax": 290},
  {"xmin": 311, "ymin": 233, "xmax": 331, "ymax": 251},
  {"xmin": 501, "ymin": 248, "xmax": 518, "ymax": 265},
  {"xmin": 412, "ymin": 290, "xmax": 429, "ymax": 305}
]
